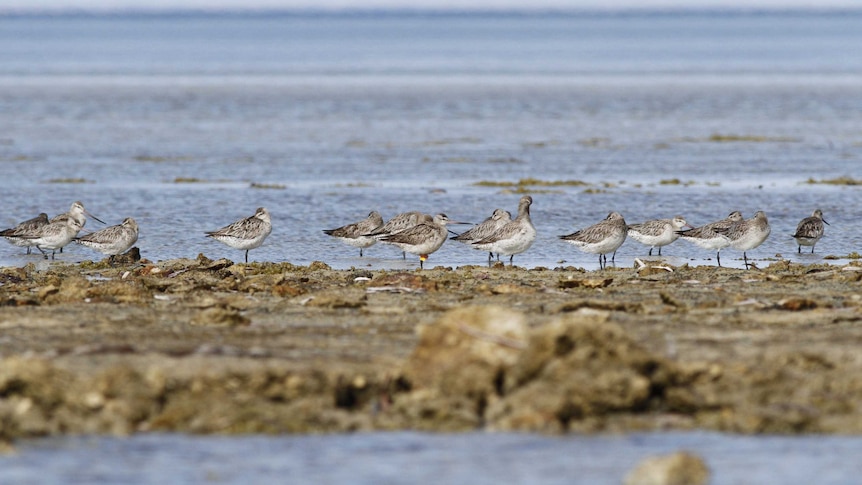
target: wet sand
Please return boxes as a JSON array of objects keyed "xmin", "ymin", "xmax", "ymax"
[{"xmin": 2, "ymin": 252, "xmax": 862, "ymax": 441}]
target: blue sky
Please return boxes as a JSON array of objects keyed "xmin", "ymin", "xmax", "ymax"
[{"xmin": 2, "ymin": 0, "xmax": 859, "ymax": 10}]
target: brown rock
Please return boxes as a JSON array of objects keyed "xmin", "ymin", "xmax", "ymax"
[
  {"xmin": 400, "ymin": 306, "xmax": 528, "ymax": 417},
  {"xmin": 487, "ymin": 309, "xmax": 676, "ymax": 432},
  {"xmin": 780, "ymin": 298, "xmax": 818, "ymax": 311},
  {"xmin": 302, "ymin": 289, "xmax": 366, "ymax": 309},
  {"xmin": 559, "ymin": 277, "xmax": 613, "ymax": 289},
  {"xmin": 371, "ymin": 273, "xmax": 438, "ymax": 292},
  {"xmin": 490, "ymin": 283, "xmax": 535, "ymax": 294},
  {"xmin": 190, "ymin": 307, "xmax": 250, "ymax": 327}
]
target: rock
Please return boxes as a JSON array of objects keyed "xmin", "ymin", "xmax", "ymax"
[
  {"xmin": 623, "ymin": 451, "xmax": 709, "ymax": 485},
  {"xmin": 779, "ymin": 298, "xmax": 818, "ymax": 311},
  {"xmin": 110, "ymin": 247, "xmax": 141, "ymax": 265},
  {"xmin": 37, "ymin": 285, "xmax": 60, "ymax": 300},
  {"xmin": 559, "ymin": 277, "xmax": 613, "ymax": 289},
  {"xmin": 370, "ymin": 273, "xmax": 437, "ymax": 292},
  {"xmin": 189, "ymin": 307, "xmax": 250, "ymax": 327},
  {"xmin": 302, "ymin": 289, "xmax": 366, "ymax": 309},
  {"xmin": 308, "ymin": 261, "xmax": 332, "ymax": 271},
  {"xmin": 490, "ymin": 283, "xmax": 535, "ymax": 294},
  {"xmin": 400, "ymin": 306, "xmax": 528, "ymax": 416},
  {"xmin": 486, "ymin": 309, "xmax": 677, "ymax": 432}
]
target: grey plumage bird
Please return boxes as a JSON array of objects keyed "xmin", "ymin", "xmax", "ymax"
[{"xmin": 792, "ymin": 209, "xmax": 828, "ymax": 254}]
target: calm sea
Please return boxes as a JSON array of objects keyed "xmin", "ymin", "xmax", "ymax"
[
  {"xmin": 1, "ymin": 10, "xmax": 861, "ymax": 270},
  {"xmin": 2, "ymin": 10, "xmax": 862, "ymax": 481}
]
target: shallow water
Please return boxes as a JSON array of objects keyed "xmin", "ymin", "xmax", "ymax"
[
  {"xmin": 2, "ymin": 431, "xmax": 862, "ymax": 485},
  {"xmin": 0, "ymin": 79, "xmax": 860, "ymax": 271},
  {"xmin": 1, "ymin": 12, "xmax": 862, "ymax": 271}
]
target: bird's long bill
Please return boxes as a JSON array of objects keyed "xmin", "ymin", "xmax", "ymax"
[
  {"xmin": 449, "ymin": 220, "xmax": 472, "ymax": 225},
  {"xmin": 85, "ymin": 210, "xmax": 107, "ymax": 224},
  {"xmin": 823, "ymin": 219, "xmax": 831, "ymax": 225}
]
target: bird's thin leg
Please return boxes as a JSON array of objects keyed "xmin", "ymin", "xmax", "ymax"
[
  {"xmin": 649, "ymin": 248, "xmax": 653, "ymax": 256},
  {"xmin": 402, "ymin": 251, "xmax": 406, "ymax": 260},
  {"xmin": 360, "ymin": 248, "xmax": 363, "ymax": 257},
  {"xmin": 744, "ymin": 252, "xmax": 749, "ymax": 269},
  {"xmin": 488, "ymin": 252, "xmax": 493, "ymax": 263},
  {"xmin": 811, "ymin": 246, "xmax": 815, "ymax": 254},
  {"xmin": 245, "ymin": 250, "xmax": 249, "ymax": 263},
  {"xmin": 798, "ymin": 245, "xmax": 801, "ymax": 254},
  {"xmin": 716, "ymin": 251, "xmax": 721, "ymax": 267},
  {"xmin": 509, "ymin": 254, "xmax": 514, "ymax": 265},
  {"xmin": 611, "ymin": 251, "xmax": 617, "ymax": 264},
  {"xmin": 658, "ymin": 247, "xmax": 662, "ymax": 256}
]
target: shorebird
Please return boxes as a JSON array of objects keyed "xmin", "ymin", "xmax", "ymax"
[
  {"xmin": 323, "ymin": 211, "xmax": 384, "ymax": 257},
  {"xmin": 205, "ymin": 207, "xmax": 272, "ymax": 263},
  {"xmin": 472, "ymin": 196, "xmax": 536, "ymax": 265},
  {"xmin": 627, "ymin": 215, "xmax": 691, "ymax": 256},
  {"xmin": 559, "ymin": 211, "xmax": 627, "ymax": 270},
  {"xmin": 378, "ymin": 213, "xmax": 469, "ymax": 269},
  {"xmin": 450, "ymin": 208, "xmax": 512, "ymax": 262},
  {"xmin": 50, "ymin": 201, "xmax": 105, "ymax": 253},
  {"xmin": 22, "ymin": 217, "xmax": 83, "ymax": 259},
  {"xmin": 75, "ymin": 217, "xmax": 139, "ymax": 265},
  {"xmin": 718, "ymin": 210, "xmax": 771, "ymax": 269},
  {"xmin": 1, "ymin": 212, "xmax": 48, "ymax": 254},
  {"xmin": 792, "ymin": 209, "xmax": 828, "ymax": 254},
  {"xmin": 676, "ymin": 211, "xmax": 743, "ymax": 267},
  {"xmin": 364, "ymin": 211, "xmax": 426, "ymax": 259}
]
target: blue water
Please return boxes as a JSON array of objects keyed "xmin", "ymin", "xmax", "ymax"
[
  {"xmin": 1, "ymin": 11, "xmax": 862, "ymax": 271},
  {"xmin": 2, "ymin": 431, "xmax": 862, "ymax": 485}
]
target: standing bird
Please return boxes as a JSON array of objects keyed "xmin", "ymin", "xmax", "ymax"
[
  {"xmin": 450, "ymin": 208, "xmax": 511, "ymax": 262},
  {"xmin": 559, "ymin": 211, "xmax": 628, "ymax": 270},
  {"xmin": 51, "ymin": 201, "xmax": 106, "ymax": 252},
  {"xmin": 472, "ymin": 196, "xmax": 536, "ymax": 266},
  {"xmin": 717, "ymin": 210, "xmax": 771, "ymax": 269},
  {"xmin": 205, "ymin": 207, "xmax": 272, "ymax": 263},
  {"xmin": 75, "ymin": 217, "xmax": 139, "ymax": 265},
  {"xmin": 22, "ymin": 217, "xmax": 83, "ymax": 259},
  {"xmin": 323, "ymin": 211, "xmax": 384, "ymax": 257},
  {"xmin": 792, "ymin": 209, "xmax": 828, "ymax": 254},
  {"xmin": 1, "ymin": 212, "xmax": 49, "ymax": 254},
  {"xmin": 379, "ymin": 213, "xmax": 469, "ymax": 269},
  {"xmin": 676, "ymin": 211, "xmax": 743, "ymax": 267},
  {"xmin": 627, "ymin": 215, "xmax": 691, "ymax": 256},
  {"xmin": 364, "ymin": 211, "xmax": 426, "ymax": 259}
]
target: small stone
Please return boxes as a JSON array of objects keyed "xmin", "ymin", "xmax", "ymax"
[
  {"xmin": 37, "ymin": 285, "xmax": 60, "ymax": 300},
  {"xmin": 190, "ymin": 307, "xmax": 250, "ymax": 327},
  {"xmin": 779, "ymin": 298, "xmax": 818, "ymax": 311},
  {"xmin": 371, "ymin": 273, "xmax": 437, "ymax": 292},
  {"xmin": 490, "ymin": 283, "xmax": 534, "ymax": 294},
  {"xmin": 623, "ymin": 451, "xmax": 709, "ymax": 485},
  {"xmin": 302, "ymin": 289, "xmax": 366, "ymax": 309},
  {"xmin": 558, "ymin": 278, "xmax": 613, "ymax": 289}
]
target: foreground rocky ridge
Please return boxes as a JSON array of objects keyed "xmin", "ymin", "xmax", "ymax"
[{"xmin": 2, "ymin": 254, "xmax": 862, "ymax": 440}]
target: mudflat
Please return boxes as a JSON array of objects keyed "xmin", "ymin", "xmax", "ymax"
[{"xmin": 2, "ymin": 254, "xmax": 862, "ymax": 441}]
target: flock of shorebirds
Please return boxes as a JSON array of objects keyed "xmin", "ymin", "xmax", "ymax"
[
  {"xmin": 0, "ymin": 196, "xmax": 829, "ymax": 270},
  {"xmin": 321, "ymin": 194, "xmax": 825, "ymax": 270}
]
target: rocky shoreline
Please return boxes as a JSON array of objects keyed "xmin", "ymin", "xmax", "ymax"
[{"xmin": 2, "ymin": 253, "xmax": 862, "ymax": 441}]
